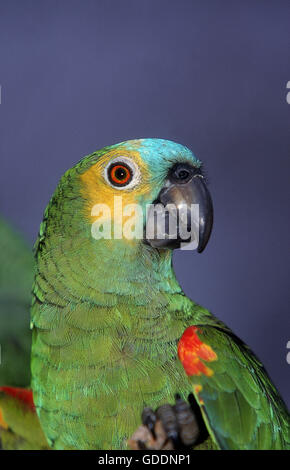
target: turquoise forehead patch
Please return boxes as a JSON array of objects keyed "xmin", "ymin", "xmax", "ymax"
[
  {"xmin": 78, "ymin": 138, "xmax": 201, "ymax": 179},
  {"xmin": 120, "ymin": 138, "xmax": 200, "ymax": 169}
]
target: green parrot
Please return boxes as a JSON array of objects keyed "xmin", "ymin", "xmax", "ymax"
[{"xmin": 0, "ymin": 139, "xmax": 289, "ymax": 450}]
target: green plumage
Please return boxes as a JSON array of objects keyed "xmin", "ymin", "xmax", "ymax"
[
  {"xmin": 31, "ymin": 234, "xmax": 212, "ymax": 448},
  {"xmin": 0, "ymin": 139, "xmax": 283, "ymax": 450},
  {"xmin": 0, "ymin": 217, "xmax": 33, "ymax": 387},
  {"xmin": 28, "ymin": 139, "xmax": 289, "ymax": 450},
  {"xmin": 186, "ymin": 326, "xmax": 290, "ymax": 449}
]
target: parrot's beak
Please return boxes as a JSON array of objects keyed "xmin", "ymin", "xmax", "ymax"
[{"xmin": 145, "ymin": 163, "xmax": 213, "ymax": 252}]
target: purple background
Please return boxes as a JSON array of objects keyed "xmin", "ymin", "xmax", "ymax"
[{"xmin": 0, "ymin": 1, "xmax": 289, "ymax": 406}]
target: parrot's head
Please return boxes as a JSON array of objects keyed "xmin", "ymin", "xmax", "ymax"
[
  {"xmin": 70, "ymin": 138, "xmax": 213, "ymax": 254},
  {"xmin": 35, "ymin": 138, "xmax": 214, "ymax": 303}
]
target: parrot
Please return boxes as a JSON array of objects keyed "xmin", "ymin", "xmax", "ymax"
[{"xmin": 0, "ymin": 138, "xmax": 289, "ymax": 450}]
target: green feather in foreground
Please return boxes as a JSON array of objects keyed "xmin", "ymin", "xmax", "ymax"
[
  {"xmin": 0, "ymin": 217, "xmax": 33, "ymax": 387},
  {"xmin": 28, "ymin": 138, "xmax": 289, "ymax": 449}
]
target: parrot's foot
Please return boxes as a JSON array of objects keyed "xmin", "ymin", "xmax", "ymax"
[{"xmin": 128, "ymin": 394, "xmax": 208, "ymax": 450}]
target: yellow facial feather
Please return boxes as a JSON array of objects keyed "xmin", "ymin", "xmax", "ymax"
[{"xmin": 79, "ymin": 148, "xmax": 152, "ymax": 228}]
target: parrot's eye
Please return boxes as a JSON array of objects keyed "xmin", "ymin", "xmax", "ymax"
[
  {"xmin": 104, "ymin": 157, "xmax": 140, "ymax": 190},
  {"xmin": 108, "ymin": 163, "xmax": 132, "ymax": 186}
]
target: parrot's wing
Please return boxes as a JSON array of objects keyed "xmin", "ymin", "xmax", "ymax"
[
  {"xmin": 0, "ymin": 216, "xmax": 33, "ymax": 386},
  {"xmin": 178, "ymin": 326, "xmax": 290, "ymax": 450},
  {"xmin": 0, "ymin": 387, "xmax": 49, "ymax": 449}
]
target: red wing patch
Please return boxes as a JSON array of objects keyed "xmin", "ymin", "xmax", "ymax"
[
  {"xmin": 0, "ymin": 387, "xmax": 35, "ymax": 411},
  {"xmin": 178, "ymin": 326, "xmax": 217, "ymax": 376}
]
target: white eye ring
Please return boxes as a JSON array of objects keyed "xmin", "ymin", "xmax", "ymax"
[{"xmin": 103, "ymin": 156, "xmax": 141, "ymax": 190}]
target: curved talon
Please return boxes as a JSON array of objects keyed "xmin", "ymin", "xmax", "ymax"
[
  {"xmin": 156, "ymin": 404, "xmax": 180, "ymax": 448},
  {"xmin": 141, "ymin": 407, "xmax": 157, "ymax": 439},
  {"xmin": 174, "ymin": 395, "xmax": 199, "ymax": 446}
]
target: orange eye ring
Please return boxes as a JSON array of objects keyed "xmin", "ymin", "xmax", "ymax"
[{"xmin": 108, "ymin": 162, "xmax": 133, "ymax": 187}]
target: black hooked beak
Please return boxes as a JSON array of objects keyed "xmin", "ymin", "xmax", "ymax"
[{"xmin": 145, "ymin": 163, "xmax": 213, "ymax": 253}]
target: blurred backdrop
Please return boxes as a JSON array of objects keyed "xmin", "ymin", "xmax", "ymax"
[{"xmin": 0, "ymin": 1, "xmax": 289, "ymax": 405}]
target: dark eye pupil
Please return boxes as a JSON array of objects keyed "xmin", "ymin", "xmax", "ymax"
[
  {"xmin": 115, "ymin": 168, "xmax": 127, "ymax": 180},
  {"xmin": 108, "ymin": 162, "xmax": 133, "ymax": 187}
]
